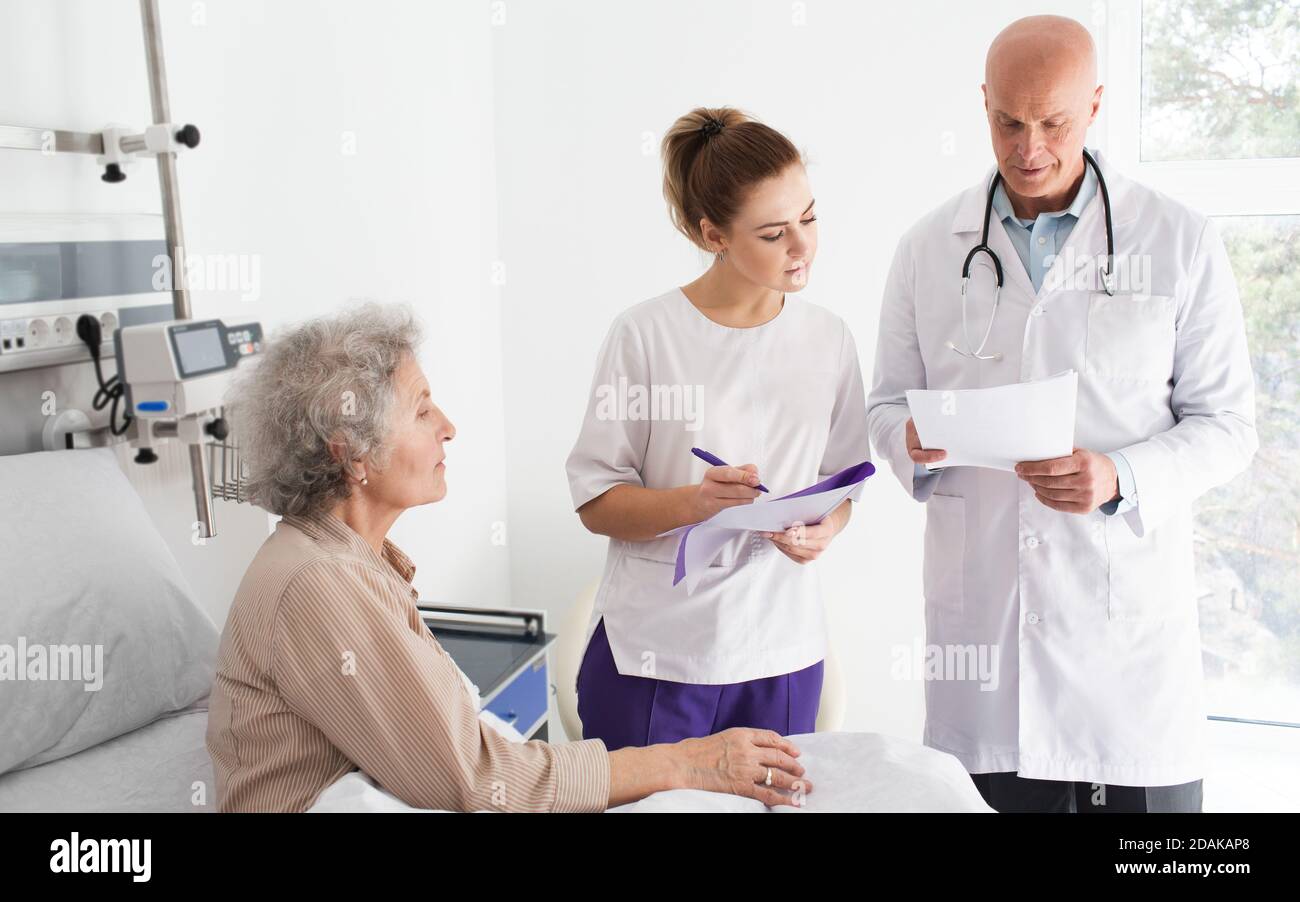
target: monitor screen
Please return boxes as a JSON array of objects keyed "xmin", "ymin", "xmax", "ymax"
[{"xmin": 172, "ymin": 325, "xmax": 226, "ymax": 376}]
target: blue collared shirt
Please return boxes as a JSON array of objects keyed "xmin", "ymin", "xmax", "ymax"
[
  {"xmin": 990, "ymin": 157, "xmax": 1097, "ymax": 294},
  {"xmin": 915, "ymin": 154, "xmax": 1137, "ymax": 514}
]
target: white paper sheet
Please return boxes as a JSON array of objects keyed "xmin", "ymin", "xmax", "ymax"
[{"xmin": 906, "ymin": 370, "xmax": 1078, "ymax": 472}]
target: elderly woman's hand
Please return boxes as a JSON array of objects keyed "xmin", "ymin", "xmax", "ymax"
[
  {"xmin": 608, "ymin": 728, "xmax": 812, "ymax": 809},
  {"xmin": 680, "ymin": 728, "xmax": 812, "ymax": 807}
]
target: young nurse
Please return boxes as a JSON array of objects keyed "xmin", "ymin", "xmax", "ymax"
[{"xmin": 565, "ymin": 107, "xmax": 871, "ymax": 750}]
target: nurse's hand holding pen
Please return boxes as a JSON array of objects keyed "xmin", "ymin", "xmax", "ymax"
[
  {"xmin": 693, "ymin": 461, "xmax": 852, "ymax": 564},
  {"xmin": 578, "ymin": 463, "xmax": 767, "ymax": 542},
  {"xmin": 579, "ymin": 460, "xmax": 852, "ymax": 557},
  {"xmin": 689, "ymin": 463, "xmax": 765, "ymax": 519}
]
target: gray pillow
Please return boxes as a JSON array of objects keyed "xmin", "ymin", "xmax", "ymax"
[{"xmin": 0, "ymin": 447, "xmax": 218, "ymax": 774}]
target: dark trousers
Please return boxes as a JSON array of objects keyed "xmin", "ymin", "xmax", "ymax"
[{"xmin": 970, "ymin": 772, "xmax": 1203, "ymax": 813}]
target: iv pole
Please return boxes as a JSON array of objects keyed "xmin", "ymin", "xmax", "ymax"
[{"xmin": 138, "ymin": 0, "xmax": 216, "ymax": 538}]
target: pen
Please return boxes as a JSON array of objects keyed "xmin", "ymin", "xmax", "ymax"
[{"xmin": 690, "ymin": 447, "xmax": 769, "ymax": 493}]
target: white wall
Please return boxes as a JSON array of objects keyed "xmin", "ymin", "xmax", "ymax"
[
  {"xmin": 491, "ymin": 0, "xmax": 1099, "ymax": 741},
  {"xmin": 0, "ymin": 0, "xmax": 512, "ymax": 624}
]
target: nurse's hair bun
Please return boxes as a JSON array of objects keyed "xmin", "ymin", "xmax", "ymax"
[
  {"xmin": 700, "ymin": 117, "xmax": 725, "ymax": 138},
  {"xmin": 661, "ymin": 106, "xmax": 804, "ymax": 252}
]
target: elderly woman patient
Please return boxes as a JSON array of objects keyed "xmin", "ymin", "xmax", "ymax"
[{"xmin": 206, "ymin": 303, "xmax": 810, "ymax": 812}]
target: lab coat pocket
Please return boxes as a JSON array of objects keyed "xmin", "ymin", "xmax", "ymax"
[
  {"xmin": 1103, "ymin": 513, "xmax": 1194, "ymax": 621},
  {"xmin": 1084, "ymin": 293, "xmax": 1177, "ymax": 383},
  {"xmin": 923, "ymin": 493, "xmax": 966, "ymax": 616}
]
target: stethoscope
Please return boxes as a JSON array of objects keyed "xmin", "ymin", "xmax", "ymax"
[{"xmin": 950, "ymin": 148, "xmax": 1116, "ymax": 361}]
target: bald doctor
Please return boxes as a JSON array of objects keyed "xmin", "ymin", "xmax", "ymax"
[{"xmin": 866, "ymin": 16, "xmax": 1257, "ymax": 812}]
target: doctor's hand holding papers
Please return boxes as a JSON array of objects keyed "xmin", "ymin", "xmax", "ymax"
[
  {"xmin": 905, "ymin": 370, "xmax": 1122, "ymax": 513},
  {"xmin": 906, "ymin": 370, "xmax": 1077, "ymax": 471}
]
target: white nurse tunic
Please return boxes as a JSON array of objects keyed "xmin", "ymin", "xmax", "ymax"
[{"xmin": 566, "ymin": 287, "xmax": 871, "ymax": 685}]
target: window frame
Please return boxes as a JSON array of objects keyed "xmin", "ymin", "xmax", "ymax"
[{"xmin": 1100, "ymin": 0, "xmax": 1300, "ymax": 217}]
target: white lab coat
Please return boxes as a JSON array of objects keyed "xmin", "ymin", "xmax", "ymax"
[{"xmin": 866, "ymin": 151, "xmax": 1257, "ymax": 786}]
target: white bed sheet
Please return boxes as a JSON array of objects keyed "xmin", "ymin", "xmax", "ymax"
[
  {"xmin": 0, "ymin": 705, "xmax": 214, "ymax": 813},
  {"xmin": 610, "ymin": 732, "xmax": 993, "ymax": 812},
  {"xmin": 308, "ymin": 731, "xmax": 994, "ymax": 813}
]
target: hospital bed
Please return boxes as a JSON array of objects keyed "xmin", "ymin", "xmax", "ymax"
[{"xmin": 0, "ymin": 447, "xmax": 991, "ymax": 813}]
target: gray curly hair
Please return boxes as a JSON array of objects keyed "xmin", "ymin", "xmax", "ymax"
[{"xmin": 226, "ymin": 302, "xmax": 423, "ymax": 518}]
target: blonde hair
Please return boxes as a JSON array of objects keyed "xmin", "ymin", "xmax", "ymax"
[{"xmin": 660, "ymin": 106, "xmax": 804, "ymax": 251}]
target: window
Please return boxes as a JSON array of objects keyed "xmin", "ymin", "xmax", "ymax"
[
  {"xmin": 1103, "ymin": 1, "xmax": 1300, "ymax": 807},
  {"xmin": 1197, "ymin": 212, "xmax": 1300, "ymax": 725},
  {"xmin": 1141, "ymin": 0, "xmax": 1300, "ymax": 162}
]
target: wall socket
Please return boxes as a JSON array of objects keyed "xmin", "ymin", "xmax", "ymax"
[{"xmin": 0, "ymin": 310, "xmax": 118, "ymax": 354}]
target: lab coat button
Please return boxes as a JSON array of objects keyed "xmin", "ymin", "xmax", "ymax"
[
  {"xmin": 1026, "ymin": 612, "xmax": 1041, "ymax": 624},
  {"xmin": 1032, "ymin": 306, "xmax": 1044, "ymax": 316},
  {"xmin": 1025, "ymin": 536, "xmax": 1040, "ymax": 548},
  {"xmin": 1037, "ymin": 236, "xmax": 1047, "ymax": 245}
]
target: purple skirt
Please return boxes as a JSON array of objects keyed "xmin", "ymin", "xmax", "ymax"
[{"xmin": 576, "ymin": 617, "xmax": 824, "ymax": 750}]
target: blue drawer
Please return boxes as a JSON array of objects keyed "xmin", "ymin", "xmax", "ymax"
[{"xmin": 483, "ymin": 653, "xmax": 549, "ymax": 737}]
